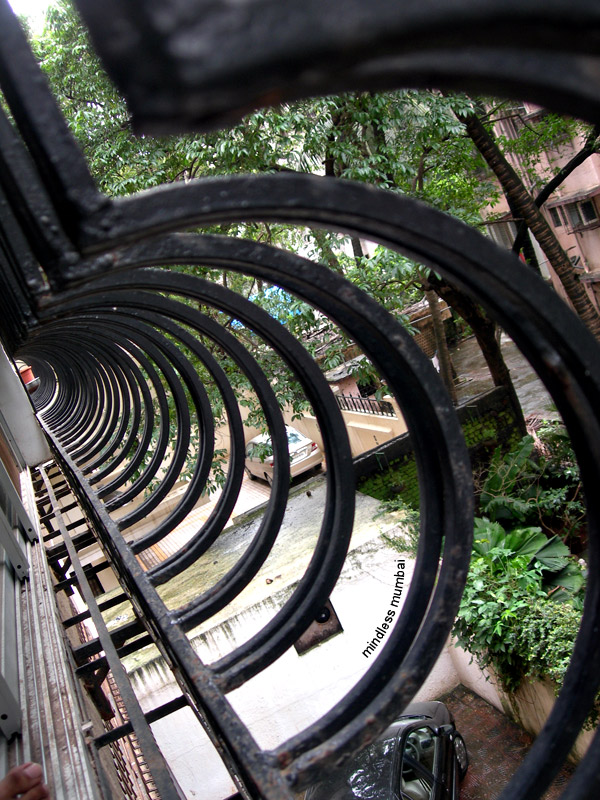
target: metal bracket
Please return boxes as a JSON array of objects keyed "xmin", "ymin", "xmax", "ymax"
[
  {"xmin": 0, "ymin": 508, "xmax": 28, "ymax": 580},
  {"xmin": 0, "ymin": 664, "xmax": 21, "ymax": 739}
]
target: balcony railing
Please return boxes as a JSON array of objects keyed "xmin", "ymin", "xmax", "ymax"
[{"xmin": 335, "ymin": 393, "xmax": 396, "ymax": 417}]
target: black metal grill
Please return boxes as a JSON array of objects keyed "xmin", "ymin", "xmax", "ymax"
[{"xmin": 0, "ymin": 1, "xmax": 600, "ymax": 799}]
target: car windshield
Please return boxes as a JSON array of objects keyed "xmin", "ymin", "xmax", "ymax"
[{"xmin": 306, "ymin": 734, "xmax": 396, "ymax": 800}]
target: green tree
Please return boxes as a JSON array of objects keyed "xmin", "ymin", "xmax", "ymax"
[{"xmin": 33, "ymin": 1, "xmax": 598, "ymax": 424}]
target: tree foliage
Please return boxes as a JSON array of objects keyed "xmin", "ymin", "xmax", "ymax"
[{"xmin": 28, "ymin": 0, "xmax": 600, "ymax": 424}]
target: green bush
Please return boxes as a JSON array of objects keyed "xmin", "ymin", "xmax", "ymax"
[
  {"xmin": 452, "ymin": 515, "xmax": 593, "ymax": 722},
  {"xmin": 479, "ymin": 428, "xmax": 585, "ymax": 544}
]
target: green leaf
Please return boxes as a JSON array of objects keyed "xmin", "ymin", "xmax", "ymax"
[
  {"xmin": 533, "ymin": 535, "xmax": 570, "ymax": 571},
  {"xmin": 546, "ymin": 562, "xmax": 585, "ymax": 594}
]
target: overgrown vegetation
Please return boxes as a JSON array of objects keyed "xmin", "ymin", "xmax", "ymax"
[
  {"xmin": 377, "ymin": 420, "xmax": 593, "ymax": 722},
  {"xmin": 378, "ymin": 498, "xmax": 421, "ymax": 555},
  {"xmin": 452, "ymin": 423, "xmax": 593, "ymax": 720},
  {"xmin": 478, "ymin": 422, "xmax": 586, "ymax": 550}
]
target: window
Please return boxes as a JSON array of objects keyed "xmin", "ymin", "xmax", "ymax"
[
  {"xmin": 563, "ymin": 199, "xmax": 599, "ymax": 230},
  {"xmin": 501, "ymin": 104, "xmax": 528, "ymax": 139},
  {"xmin": 549, "ymin": 207, "xmax": 563, "ymax": 227},
  {"xmin": 400, "ymin": 726, "xmax": 438, "ymax": 800},
  {"xmin": 357, "ymin": 377, "xmax": 378, "ymax": 398},
  {"xmin": 486, "ymin": 219, "xmax": 517, "ymax": 250},
  {"xmin": 286, "ymin": 429, "xmax": 304, "ymax": 445}
]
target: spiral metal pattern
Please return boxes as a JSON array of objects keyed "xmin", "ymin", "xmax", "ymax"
[{"xmin": 0, "ymin": 1, "xmax": 600, "ymax": 798}]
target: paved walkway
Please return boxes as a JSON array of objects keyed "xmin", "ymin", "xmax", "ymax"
[
  {"xmin": 452, "ymin": 333, "xmax": 557, "ymax": 419},
  {"xmin": 441, "ymin": 685, "xmax": 574, "ymax": 800}
]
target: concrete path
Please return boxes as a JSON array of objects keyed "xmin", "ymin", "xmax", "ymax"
[{"xmin": 452, "ymin": 334, "xmax": 557, "ymax": 419}]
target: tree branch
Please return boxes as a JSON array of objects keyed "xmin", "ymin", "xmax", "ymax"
[{"xmin": 512, "ymin": 124, "xmax": 600, "ymax": 254}]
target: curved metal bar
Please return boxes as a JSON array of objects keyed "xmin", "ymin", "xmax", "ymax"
[
  {"xmin": 69, "ymin": 342, "xmax": 128, "ymax": 465},
  {"xmin": 91, "ymin": 307, "xmax": 258, "ymax": 567},
  {"xmin": 37, "ymin": 271, "xmax": 359, "ymax": 658},
  {"xmin": 73, "ymin": 0, "xmax": 600, "ymax": 138},
  {"xmin": 58, "ymin": 176, "xmax": 600, "ymax": 796},
  {"xmin": 36, "ymin": 316, "xmax": 198, "ymax": 530},
  {"xmin": 95, "ymin": 339, "xmax": 168, "ymax": 504},
  {"xmin": 42, "ymin": 345, "xmax": 98, "ymax": 438},
  {"xmin": 28, "ymin": 358, "xmax": 57, "ymax": 410},
  {"xmin": 100, "ymin": 326, "xmax": 192, "ymax": 529},
  {"xmin": 35, "ymin": 245, "xmax": 472, "ymax": 765},
  {"xmin": 35, "ymin": 297, "xmax": 287, "ymax": 559},
  {"xmin": 72, "ymin": 314, "xmax": 214, "ymax": 543},
  {"xmin": 0, "ymin": 0, "xmax": 108, "ymax": 263},
  {"xmin": 87, "ymin": 346, "xmax": 145, "ymax": 486},
  {"xmin": 39, "ymin": 340, "xmax": 112, "ymax": 457},
  {"xmin": 3, "ymin": 2, "xmax": 600, "ymax": 796},
  {"xmin": 89, "ymin": 236, "xmax": 473, "ymax": 748},
  {"xmin": 24, "ymin": 318, "xmax": 174, "ymax": 511},
  {"xmin": 26, "ymin": 328, "xmax": 130, "ymax": 466}
]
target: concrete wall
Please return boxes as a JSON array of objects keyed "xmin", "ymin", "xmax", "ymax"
[
  {"xmin": 499, "ymin": 676, "xmax": 593, "ymax": 763},
  {"xmin": 289, "ymin": 396, "xmax": 407, "ymax": 458},
  {"xmin": 356, "ymin": 386, "xmax": 523, "ymax": 508},
  {"xmin": 448, "ymin": 644, "xmax": 504, "ymax": 712},
  {"xmin": 448, "ymin": 645, "xmax": 594, "ymax": 763}
]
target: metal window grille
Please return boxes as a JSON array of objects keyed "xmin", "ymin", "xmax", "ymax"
[{"xmin": 0, "ymin": 2, "xmax": 599, "ymax": 799}]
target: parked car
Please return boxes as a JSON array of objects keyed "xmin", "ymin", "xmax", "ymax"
[
  {"xmin": 305, "ymin": 701, "xmax": 468, "ymax": 800},
  {"xmin": 244, "ymin": 426, "xmax": 323, "ymax": 485}
]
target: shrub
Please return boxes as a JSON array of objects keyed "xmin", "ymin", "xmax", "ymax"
[
  {"xmin": 479, "ymin": 427, "xmax": 586, "ymax": 545},
  {"xmin": 453, "ymin": 515, "xmax": 593, "ymax": 722},
  {"xmin": 377, "ymin": 496, "xmax": 420, "ymax": 555}
]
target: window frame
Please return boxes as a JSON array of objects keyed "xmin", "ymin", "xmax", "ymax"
[{"xmin": 560, "ymin": 197, "xmax": 599, "ymax": 232}]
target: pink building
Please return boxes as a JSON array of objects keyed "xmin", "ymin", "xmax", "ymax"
[{"xmin": 484, "ymin": 103, "xmax": 600, "ymax": 310}]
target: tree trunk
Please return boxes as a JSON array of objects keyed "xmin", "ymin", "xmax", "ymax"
[
  {"xmin": 424, "ymin": 287, "xmax": 458, "ymax": 405},
  {"xmin": 428, "ymin": 274, "xmax": 527, "ymax": 435},
  {"xmin": 505, "ymin": 195, "xmax": 541, "ymax": 276},
  {"xmin": 459, "ymin": 111, "xmax": 600, "ymax": 339},
  {"xmin": 311, "ymin": 227, "xmax": 344, "ymax": 273}
]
